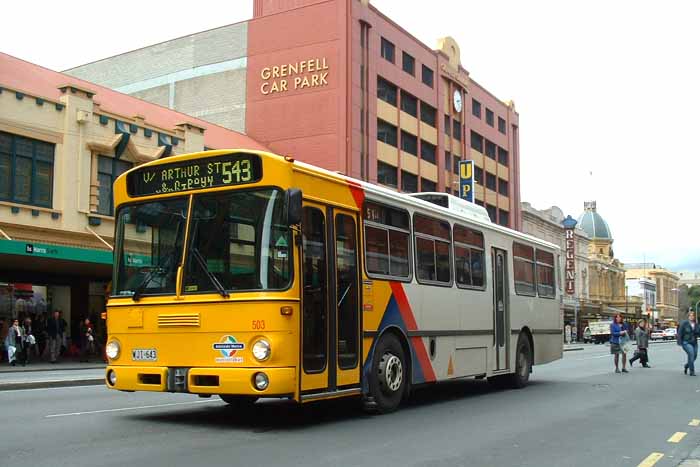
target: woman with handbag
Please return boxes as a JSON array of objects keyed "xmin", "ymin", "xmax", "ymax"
[
  {"xmin": 610, "ymin": 314, "xmax": 629, "ymax": 373},
  {"xmin": 5, "ymin": 319, "xmax": 23, "ymax": 366},
  {"xmin": 629, "ymin": 319, "xmax": 651, "ymax": 368}
]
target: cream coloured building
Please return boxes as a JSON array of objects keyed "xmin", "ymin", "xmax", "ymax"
[
  {"xmin": 0, "ymin": 52, "xmax": 265, "ymax": 341},
  {"xmin": 625, "ymin": 264, "xmax": 680, "ymax": 322}
]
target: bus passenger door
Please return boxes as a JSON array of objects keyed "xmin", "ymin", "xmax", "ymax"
[
  {"xmin": 300, "ymin": 203, "xmax": 330, "ymax": 393},
  {"xmin": 300, "ymin": 204, "xmax": 361, "ymax": 396},
  {"xmin": 333, "ymin": 210, "xmax": 361, "ymax": 388},
  {"xmin": 492, "ymin": 248, "xmax": 509, "ymax": 370}
]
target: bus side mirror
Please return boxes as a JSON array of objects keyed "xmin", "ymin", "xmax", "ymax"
[{"xmin": 286, "ymin": 188, "xmax": 302, "ymax": 226}]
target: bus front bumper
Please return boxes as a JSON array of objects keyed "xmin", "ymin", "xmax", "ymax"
[{"xmin": 105, "ymin": 365, "xmax": 296, "ymax": 396}]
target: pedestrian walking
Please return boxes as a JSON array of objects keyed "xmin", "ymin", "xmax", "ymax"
[
  {"xmin": 5, "ymin": 319, "xmax": 23, "ymax": 366},
  {"xmin": 629, "ymin": 318, "xmax": 651, "ymax": 368},
  {"xmin": 678, "ymin": 311, "xmax": 700, "ymax": 376},
  {"xmin": 46, "ymin": 311, "xmax": 63, "ymax": 363},
  {"xmin": 610, "ymin": 314, "xmax": 629, "ymax": 373}
]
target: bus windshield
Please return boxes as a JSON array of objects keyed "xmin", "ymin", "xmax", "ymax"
[
  {"xmin": 113, "ymin": 189, "xmax": 293, "ymax": 298},
  {"xmin": 113, "ymin": 197, "xmax": 189, "ymax": 297},
  {"xmin": 183, "ymin": 188, "xmax": 291, "ymax": 293}
]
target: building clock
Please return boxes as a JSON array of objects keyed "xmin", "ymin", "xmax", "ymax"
[{"xmin": 453, "ymin": 90, "xmax": 463, "ymax": 113}]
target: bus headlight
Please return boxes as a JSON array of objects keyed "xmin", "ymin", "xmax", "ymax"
[
  {"xmin": 253, "ymin": 372, "xmax": 269, "ymax": 390},
  {"xmin": 106, "ymin": 341, "xmax": 120, "ymax": 360},
  {"xmin": 252, "ymin": 339, "xmax": 271, "ymax": 362}
]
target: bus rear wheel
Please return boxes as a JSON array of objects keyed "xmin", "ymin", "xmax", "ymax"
[
  {"xmin": 365, "ymin": 333, "xmax": 408, "ymax": 414},
  {"xmin": 219, "ymin": 395, "xmax": 258, "ymax": 410},
  {"xmin": 508, "ymin": 335, "xmax": 531, "ymax": 389}
]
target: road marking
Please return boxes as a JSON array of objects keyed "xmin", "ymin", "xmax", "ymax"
[
  {"xmin": 45, "ymin": 399, "xmax": 220, "ymax": 418},
  {"xmin": 638, "ymin": 452, "xmax": 664, "ymax": 467},
  {"xmin": 690, "ymin": 419, "xmax": 700, "ymax": 427},
  {"xmin": 668, "ymin": 432, "xmax": 687, "ymax": 443}
]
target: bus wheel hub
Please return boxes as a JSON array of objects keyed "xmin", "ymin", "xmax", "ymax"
[{"xmin": 379, "ymin": 353, "xmax": 403, "ymax": 392}]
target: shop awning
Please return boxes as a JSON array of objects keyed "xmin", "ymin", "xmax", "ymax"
[{"xmin": 0, "ymin": 239, "xmax": 112, "ymax": 265}]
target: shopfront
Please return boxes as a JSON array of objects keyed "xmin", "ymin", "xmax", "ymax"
[{"xmin": 0, "ymin": 239, "xmax": 111, "ymax": 357}]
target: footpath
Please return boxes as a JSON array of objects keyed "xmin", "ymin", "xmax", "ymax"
[{"xmin": 0, "ymin": 360, "xmax": 105, "ymax": 391}]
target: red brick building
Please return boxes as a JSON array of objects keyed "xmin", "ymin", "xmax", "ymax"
[{"xmin": 68, "ymin": 0, "xmax": 522, "ymax": 228}]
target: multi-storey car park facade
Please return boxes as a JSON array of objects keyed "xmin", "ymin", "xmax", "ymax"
[{"xmin": 67, "ymin": 0, "xmax": 522, "ymax": 229}]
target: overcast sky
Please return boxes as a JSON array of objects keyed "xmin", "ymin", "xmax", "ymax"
[{"xmin": 2, "ymin": 0, "xmax": 698, "ymax": 271}]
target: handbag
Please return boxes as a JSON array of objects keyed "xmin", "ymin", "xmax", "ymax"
[{"xmin": 621, "ymin": 335, "xmax": 634, "ymax": 355}]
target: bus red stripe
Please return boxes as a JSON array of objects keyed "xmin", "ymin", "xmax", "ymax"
[
  {"xmin": 347, "ymin": 181, "xmax": 365, "ymax": 210},
  {"xmin": 390, "ymin": 282, "xmax": 436, "ymax": 382}
]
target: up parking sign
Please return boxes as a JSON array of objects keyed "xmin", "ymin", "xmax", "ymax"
[{"xmin": 459, "ymin": 160, "xmax": 474, "ymax": 202}]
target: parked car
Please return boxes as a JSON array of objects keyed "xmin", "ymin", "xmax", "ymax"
[
  {"xmin": 663, "ymin": 328, "xmax": 677, "ymax": 341},
  {"xmin": 651, "ymin": 329, "xmax": 665, "ymax": 341}
]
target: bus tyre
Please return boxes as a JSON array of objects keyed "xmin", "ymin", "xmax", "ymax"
[
  {"xmin": 366, "ymin": 333, "xmax": 407, "ymax": 414},
  {"xmin": 219, "ymin": 395, "xmax": 258, "ymax": 410},
  {"xmin": 508, "ymin": 335, "xmax": 531, "ymax": 389}
]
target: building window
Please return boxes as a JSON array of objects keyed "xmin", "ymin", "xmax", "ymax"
[
  {"xmin": 485, "ymin": 140, "xmax": 497, "ymax": 160},
  {"xmin": 401, "ymin": 171, "xmax": 418, "ymax": 193},
  {"xmin": 421, "ymin": 178, "xmax": 436, "ymax": 192},
  {"xmin": 474, "ymin": 166, "xmax": 484, "ymax": 184},
  {"xmin": 98, "ymin": 155, "xmax": 132, "ymax": 215},
  {"xmin": 475, "ymin": 200, "xmax": 484, "ymax": 207},
  {"xmin": 445, "ymin": 151, "xmax": 452, "ymax": 171},
  {"xmin": 420, "ymin": 102, "xmax": 436, "ymax": 127},
  {"xmin": 498, "ymin": 117, "xmax": 506, "ymax": 134},
  {"xmin": 498, "ymin": 209, "xmax": 509, "ymax": 227},
  {"xmin": 452, "ymin": 120, "xmax": 462, "ymax": 141},
  {"xmin": 0, "ymin": 132, "xmax": 55, "ymax": 208},
  {"xmin": 536, "ymin": 249, "xmax": 556, "ymax": 298},
  {"xmin": 420, "ymin": 140, "xmax": 436, "ymax": 164},
  {"xmin": 486, "ymin": 204, "xmax": 497, "ymax": 223},
  {"xmin": 444, "ymin": 115, "xmax": 451, "ymax": 135},
  {"xmin": 400, "ymin": 91, "xmax": 418, "ymax": 117},
  {"xmin": 498, "ymin": 147, "xmax": 509, "ymax": 166},
  {"xmin": 472, "ymin": 98, "xmax": 482, "ymax": 118},
  {"xmin": 377, "ymin": 161, "xmax": 398, "ymax": 188},
  {"xmin": 414, "ymin": 214, "xmax": 451, "ymax": 284},
  {"xmin": 364, "ymin": 201, "xmax": 410, "ymax": 279},
  {"xmin": 485, "ymin": 108, "xmax": 494, "ymax": 126},
  {"xmin": 421, "ymin": 65, "xmax": 434, "ymax": 88},
  {"xmin": 513, "ymin": 242, "xmax": 536, "ymax": 296},
  {"xmin": 486, "ymin": 172, "xmax": 496, "ymax": 191},
  {"xmin": 377, "ymin": 119, "xmax": 398, "ymax": 147},
  {"xmin": 454, "ymin": 225, "xmax": 485, "ymax": 288},
  {"xmin": 401, "ymin": 131, "xmax": 418, "ymax": 156},
  {"xmin": 377, "ymin": 76, "xmax": 397, "ymax": 106},
  {"xmin": 402, "ymin": 51, "xmax": 415, "ymax": 75},
  {"xmin": 381, "ymin": 37, "xmax": 395, "ymax": 63},
  {"xmin": 498, "ymin": 178, "xmax": 508, "ymax": 196},
  {"xmin": 470, "ymin": 131, "xmax": 483, "ymax": 153},
  {"xmin": 453, "ymin": 155, "xmax": 460, "ymax": 175}
]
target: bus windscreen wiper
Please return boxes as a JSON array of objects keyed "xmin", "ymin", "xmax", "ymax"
[
  {"xmin": 192, "ymin": 248, "xmax": 229, "ymax": 298},
  {"xmin": 132, "ymin": 267, "xmax": 165, "ymax": 302}
]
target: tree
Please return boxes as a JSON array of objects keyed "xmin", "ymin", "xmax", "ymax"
[{"xmin": 689, "ymin": 285, "xmax": 700, "ymax": 311}]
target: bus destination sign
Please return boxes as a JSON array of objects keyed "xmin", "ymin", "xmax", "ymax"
[{"xmin": 127, "ymin": 153, "xmax": 262, "ymax": 197}]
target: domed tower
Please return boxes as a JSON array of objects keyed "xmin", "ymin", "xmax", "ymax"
[{"xmin": 577, "ymin": 201, "xmax": 614, "ymax": 258}]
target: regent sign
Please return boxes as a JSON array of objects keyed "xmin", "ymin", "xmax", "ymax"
[
  {"xmin": 565, "ymin": 229, "xmax": 576, "ymax": 295},
  {"xmin": 260, "ymin": 57, "xmax": 330, "ymax": 95},
  {"xmin": 561, "ymin": 215, "xmax": 578, "ymax": 295}
]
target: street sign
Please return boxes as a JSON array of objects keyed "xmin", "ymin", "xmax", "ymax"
[{"xmin": 458, "ymin": 160, "xmax": 474, "ymax": 202}]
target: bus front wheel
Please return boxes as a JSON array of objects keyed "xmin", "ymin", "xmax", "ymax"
[{"xmin": 366, "ymin": 333, "xmax": 408, "ymax": 414}]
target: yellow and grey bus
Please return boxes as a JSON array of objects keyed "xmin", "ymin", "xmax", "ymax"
[{"xmin": 105, "ymin": 149, "xmax": 562, "ymax": 413}]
